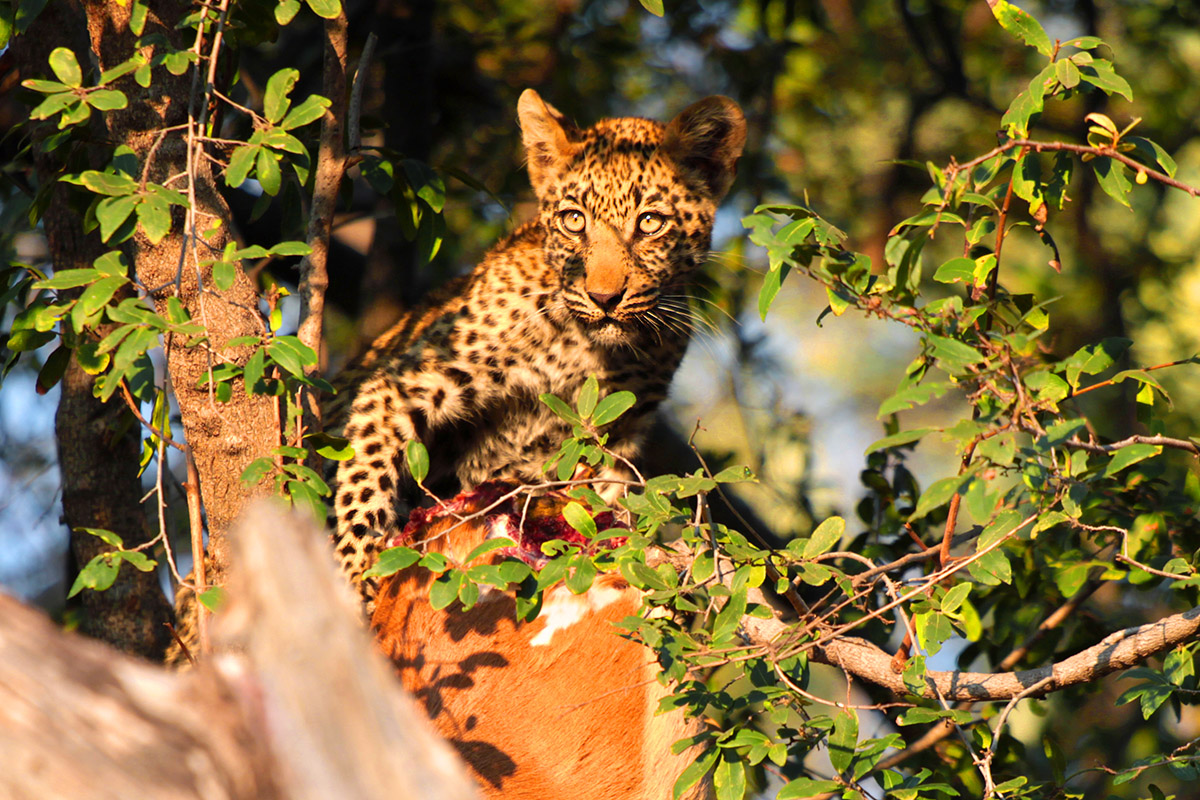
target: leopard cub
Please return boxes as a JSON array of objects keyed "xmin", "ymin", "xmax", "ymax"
[{"xmin": 329, "ymin": 89, "xmax": 746, "ymax": 606}]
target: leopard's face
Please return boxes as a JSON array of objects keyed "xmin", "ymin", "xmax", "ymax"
[{"xmin": 528, "ymin": 117, "xmax": 728, "ymax": 349}]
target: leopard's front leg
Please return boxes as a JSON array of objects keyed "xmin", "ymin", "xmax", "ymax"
[{"xmin": 332, "ymin": 362, "xmax": 483, "ymax": 609}]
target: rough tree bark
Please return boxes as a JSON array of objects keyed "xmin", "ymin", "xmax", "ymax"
[
  {"xmin": 11, "ymin": 0, "xmax": 173, "ymax": 658},
  {"xmin": 80, "ymin": 1, "xmax": 279, "ymax": 594}
]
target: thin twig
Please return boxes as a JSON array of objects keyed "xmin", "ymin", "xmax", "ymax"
[
  {"xmin": 980, "ymin": 675, "xmax": 1054, "ymax": 798},
  {"xmin": 119, "ymin": 380, "xmax": 185, "ymax": 451},
  {"xmin": 348, "ymin": 32, "xmax": 378, "ymax": 153},
  {"xmin": 184, "ymin": 445, "xmax": 207, "ymax": 655}
]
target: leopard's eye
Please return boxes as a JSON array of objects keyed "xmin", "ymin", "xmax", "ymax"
[
  {"xmin": 637, "ymin": 212, "xmax": 666, "ymax": 236},
  {"xmin": 558, "ymin": 209, "xmax": 587, "ymax": 234}
]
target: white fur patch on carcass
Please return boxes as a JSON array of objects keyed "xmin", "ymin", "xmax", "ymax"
[
  {"xmin": 528, "ymin": 582, "xmax": 625, "ymax": 646},
  {"xmin": 530, "ymin": 587, "xmax": 588, "ymax": 646}
]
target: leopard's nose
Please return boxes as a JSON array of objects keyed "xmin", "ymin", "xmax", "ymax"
[{"xmin": 588, "ymin": 288, "xmax": 625, "ymax": 312}]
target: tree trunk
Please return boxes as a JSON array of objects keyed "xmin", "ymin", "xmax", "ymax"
[
  {"xmin": 81, "ymin": 1, "xmax": 280, "ymax": 593},
  {"xmin": 11, "ymin": 0, "xmax": 173, "ymax": 658}
]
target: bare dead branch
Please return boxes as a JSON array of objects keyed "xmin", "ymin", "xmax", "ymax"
[{"xmin": 741, "ymin": 596, "xmax": 1200, "ymax": 702}]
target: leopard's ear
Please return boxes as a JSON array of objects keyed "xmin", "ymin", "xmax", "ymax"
[
  {"xmin": 518, "ymin": 89, "xmax": 580, "ymax": 199},
  {"xmin": 661, "ymin": 96, "xmax": 746, "ymax": 201}
]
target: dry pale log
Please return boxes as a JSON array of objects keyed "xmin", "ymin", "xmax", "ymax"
[
  {"xmin": 0, "ymin": 594, "xmax": 281, "ymax": 800},
  {"xmin": 0, "ymin": 502, "xmax": 477, "ymax": 800},
  {"xmin": 219, "ymin": 502, "xmax": 477, "ymax": 800}
]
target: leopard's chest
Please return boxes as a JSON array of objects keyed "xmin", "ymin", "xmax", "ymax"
[{"xmin": 438, "ymin": 319, "xmax": 682, "ymax": 489}]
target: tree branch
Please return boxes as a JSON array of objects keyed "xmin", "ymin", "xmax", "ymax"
[{"xmin": 741, "ymin": 593, "xmax": 1200, "ymax": 701}]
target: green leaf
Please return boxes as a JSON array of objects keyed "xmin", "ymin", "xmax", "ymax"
[
  {"xmin": 758, "ymin": 262, "xmax": 788, "ymax": 320},
  {"xmin": 903, "ymin": 654, "xmax": 928, "ymax": 695},
  {"xmin": 429, "ymin": 570, "xmax": 464, "ymax": 610},
  {"xmin": 256, "ymin": 148, "xmax": 282, "ymax": 196},
  {"xmin": 212, "ymin": 260, "xmax": 236, "ymax": 291},
  {"xmin": 403, "ymin": 159, "xmax": 447, "ymax": 213},
  {"xmin": 263, "ymin": 68, "xmax": 299, "ymax": 125},
  {"xmin": 243, "ymin": 346, "xmax": 266, "ymax": 394},
  {"xmin": 307, "ymin": 432, "xmax": 353, "ymax": 461},
  {"xmin": 58, "ymin": 99, "xmax": 91, "ymax": 128},
  {"xmin": 75, "ymin": 275, "xmax": 126, "ymax": 320},
  {"xmin": 711, "ymin": 585, "xmax": 747, "ymax": 641},
  {"xmin": 93, "ymin": 250, "xmax": 128, "ymax": 277},
  {"xmin": 910, "ymin": 472, "xmax": 972, "ymax": 521},
  {"xmin": 67, "ymin": 553, "xmax": 119, "ymax": 598},
  {"xmin": 540, "ymin": 392, "xmax": 582, "ymax": 424},
  {"xmin": 406, "ymin": 440, "xmax": 429, "ymax": 483},
  {"xmin": 1025, "ymin": 371, "xmax": 1069, "ymax": 406},
  {"xmin": 865, "ymin": 427, "xmax": 934, "ymax": 454},
  {"xmin": 86, "ymin": 88, "xmax": 128, "ymax": 111},
  {"xmin": 1125, "ymin": 136, "xmax": 1177, "ymax": 178},
  {"xmin": 32, "ymin": 268, "xmax": 101, "ymax": 290},
  {"xmin": 76, "ymin": 170, "xmax": 138, "ymax": 197},
  {"xmin": 673, "ymin": 748, "xmax": 717, "ymax": 800},
  {"xmin": 261, "ymin": 128, "xmax": 307, "ymax": 155},
  {"xmin": 877, "ymin": 382, "xmax": 952, "ymax": 418},
  {"xmin": 989, "ymin": 0, "xmax": 1052, "ymax": 55},
  {"xmin": 463, "ymin": 537, "xmax": 517, "ymax": 564},
  {"xmin": 576, "ymin": 375, "xmax": 599, "ymax": 418},
  {"xmin": 914, "ymin": 611, "xmax": 954, "ymax": 655},
  {"xmin": 275, "ymin": 0, "xmax": 302, "ymax": 24},
  {"xmin": 280, "ymin": 94, "xmax": 331, "ymax": 130},
  {"xmin": 712, "ymin": 465, "xmax": 754, "ymax": 483},
  {"xmin": 305, "ymin": 0, "xmax": 342, "ymax": 19},
  {"xmin": 1104, "ymin": 443, "xmax": 1161, "ymax": 477},
  {"xmin": 565, "ymin": 556, "xmax": 597, "ymax": 594},
  {"xmin": 96, "ymin": 195, "xmax": 140, "ymax": 242},
  {"xmin": 76, "ymin": 341, "xmax": 110, "ymax": 375},
  {"xmin": 266, "ymin": 336, "xmax": 317, "ymax": 377},
  {"xmin": 117, "ymin": 549, "xmax": 156, "ymax": 572},
  {"xmin": 941, "ymin": 582, "xmax": 971, "ymax": 614},
  {"xmin": 1000, "ymin": 65, "xmax": 1054, "ymax": 137},
  {"xmin": 638, "ymin": 0, "xmax": 664, "ymax": 15},
  {"xmin": 198, "ymin": 586, "xmax": 226, "ymax": 612},
  {"xmin": 21, "ymin": 78, "xmax": 69, "ymax": 94},
  {"xmin": 926, "ymin": 334, "xmax": 984, "ymax": 370},
  {"xmin": 363, "ymin": 546, "xmax": 421, "ymax": 578},
  {"xmin": 712, "ymin": 754, "xmax": 745, "ymax": 800},
  {"xmin": 49, "ymin": 47, "xmax": 83, "ymax": 87},
  {"xmin": 269, "ymin": 240, "xmax": 314, "ymax": 257},
  {"xmin": 828, "ymin": 710, "xmax": 859, "ymax": 774},
  {"xmin": 778, "ymin": 777, "xmax": 842, "ymax": 799},
  {"xmin": 804, "ymin": 516, "xmax": 845, "ymax": 558},
  {"xmin": 226, "ymin": 145, "xmax": 259, "ymax": 189},
  {"xmin": 932, "ymin": 257, "xmax": 975, "ymax": 285},
  {"xmin": 1093, "ymin": 157, "xmax": 1132, "ymax": 208},
  {"xmin": 136, "ymin": 193, "xmax": 172, "ymax": 244},
  {"xmin": 592, "ymin": 391, "xmax": 636, "ymax": 426},
  {"xmin": 127, "ymin": 0, "xmax": 148, "ymax": 34},
  {"xmin": 28, "ymin": 90, "xmax": 75, "ymax": 122},
  {"xmin": 979, "ymin": 509, "xmax": 1025, "ymax": 550},
  {"xmin": 562, "ymin": 502, "xmax": 597, "ymax": 539},
  {"xmin": 77, "ymin": 527, "xmax": 124, "ymax": 548},
  {"xmin": 239, "ymin": 457, "xmax": 274, "ymax": 485},
  {"xmin": 1055, "ymin": 57, "xmax": 1081, "ymax": 89},
  {"xmin": 1079, "ymin": 59, "xmax": 1133, "ymax": 101},
  {"xmin": 968, "ymin": 549, "xmax": 1012, "ymax": 586}
]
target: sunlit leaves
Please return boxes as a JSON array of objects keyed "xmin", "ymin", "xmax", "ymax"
[{"xmin": 989, "ymin": 0, "xmax": 1051, "ymax": 56}]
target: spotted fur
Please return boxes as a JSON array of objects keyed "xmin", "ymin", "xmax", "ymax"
[{"xmin": 328, "ymin": 90, "xmax": 746, "ymax": 609}]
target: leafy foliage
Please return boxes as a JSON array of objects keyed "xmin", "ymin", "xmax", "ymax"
[{"xmin": 2, "ymin": 1, "xmax": 1199, "ymax": 798}]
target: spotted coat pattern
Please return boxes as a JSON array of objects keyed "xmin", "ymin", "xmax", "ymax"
[{"xmin": 328, "ymin": 90, "xmax": 746, "ymax": 608}]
